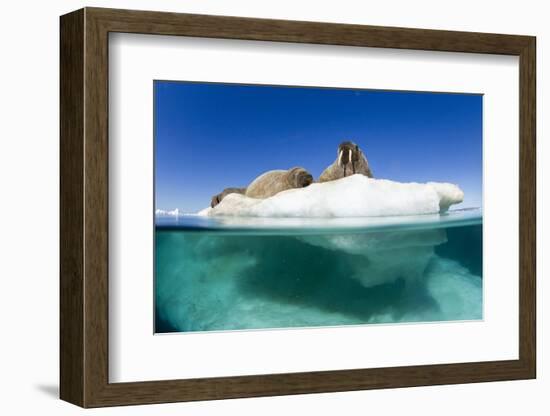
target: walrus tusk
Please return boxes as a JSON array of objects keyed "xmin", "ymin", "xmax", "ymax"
[
  {"xmin": 348, "ymin": 149, "xmax": 352, "ymax": 163},
  {"xmin": 338, "ymin": 150, "xmax": 343, "ymax": 167}
]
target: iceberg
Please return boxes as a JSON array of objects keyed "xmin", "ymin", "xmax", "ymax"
[
  {"xmin": 298, "ymin": 228, "xmax": 447, "ymax": 287},
  {"xmin": 179, "ymin": 176, "xmax": 470, "ymax": 290},
  {"xmin": 203, "ymin": 175, "xmax": 463, "ymax": 218},
  {"xmin": 195, "ymin": 175, "xmax": 465, "ymax": 288}
]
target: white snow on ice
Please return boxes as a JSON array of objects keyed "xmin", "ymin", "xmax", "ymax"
[{"xmin": 201, "ymin": 175, "xmax": 464, "ymax": 218}]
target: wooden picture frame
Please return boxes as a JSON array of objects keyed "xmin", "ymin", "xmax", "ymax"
[{"xmin": 60, "ymin": 7, "xmax": 536, "ymax": 408}]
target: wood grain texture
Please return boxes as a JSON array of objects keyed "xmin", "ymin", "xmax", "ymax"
[
  {"xmin": 518, "ymin": 38, "xmax": 536, "ymax": 376},
  {"xmin": 83, "ymin": 10, "xmax": 110, "ymax": 406},
  {"xmin": 89, "ymin": 7, "xmax": 532, "ymax": 54},
  {"xmin": 59, "ymin": 7, "xmax": 537, "ymax": 408},
  {"xmin": 59, "ymin": 8, "xmax": 84, "ymax": 407}
]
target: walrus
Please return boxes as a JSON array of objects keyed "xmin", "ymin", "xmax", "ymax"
[
  {"xmin": 246, "ymin": 167, "xmax": 313, "ymax": 198},
  {"xmin": 210, "ymin": 187, "xmax": 247, "ymax": 208},
  {"xmin": 210, "ymin": 167, "xmax": 313, "ymax": 207},
  {"xmin": 319, "ymin": 141, "xmax": 373, "ymax": 182}
]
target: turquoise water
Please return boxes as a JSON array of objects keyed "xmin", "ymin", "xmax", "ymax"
[{"xmin": 155, "ymin": 209, "xmax": 482, "ymax": 333}]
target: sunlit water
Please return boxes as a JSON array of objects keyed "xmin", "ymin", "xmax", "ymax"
[{"xmin": 155, "ymin": 209, "xmax": 482, "ymax": 333}]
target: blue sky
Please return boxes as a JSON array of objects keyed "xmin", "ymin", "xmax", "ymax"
[{"xmin": 155, "ymin": 81, "xmax": 482, "ymax": 212}]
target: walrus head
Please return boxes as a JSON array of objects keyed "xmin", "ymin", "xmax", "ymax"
[
  {"xmin": 211, "ymin": 187, "xmax": 246, "ymax": 208},
  {"xmin": 211, "ymin": 194, "xmax": 222, "ymax": 208},
  {"xmin": 337, "ymin": 141, "xmax": 369, "ymax": 177},
  {"xmin": 288, "ymin": 167, "xmax": 314, "ymax": 189}
]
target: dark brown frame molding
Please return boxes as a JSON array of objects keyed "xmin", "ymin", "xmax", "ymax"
[{"xmin": 60, "ymin": 7, "xmax": 536, "ymax": 408}]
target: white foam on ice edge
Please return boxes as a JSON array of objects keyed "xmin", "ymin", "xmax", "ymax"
[{"xmin": 199, "ymin": 175, "xmax": 464, "ymax": 218}]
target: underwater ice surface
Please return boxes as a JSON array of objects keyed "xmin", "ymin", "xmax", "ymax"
[{"xmin": 155, "ymin": 209, "xmax": 482, "ymax": 333}]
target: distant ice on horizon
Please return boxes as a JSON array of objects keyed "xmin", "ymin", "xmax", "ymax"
[{"xmin": 155, "ymin": 208, "xmax": 181, "ymax": 217}]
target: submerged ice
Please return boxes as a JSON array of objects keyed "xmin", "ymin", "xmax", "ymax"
[
  {"xmin": 201, "ymin": 175, "xmax": 464, "ymax": 218},
  {"xmin": 155, "ymin": 221, "xmax": 482, "ymax": 333},
  {"xmin": 298, "ymin": 228, "xmax": 448, "ymax": 288}
]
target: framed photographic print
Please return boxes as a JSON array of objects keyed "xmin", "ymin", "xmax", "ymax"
[{"xmin": 60, "ymin": 7, "xmax": 536, "ymax": 408}]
